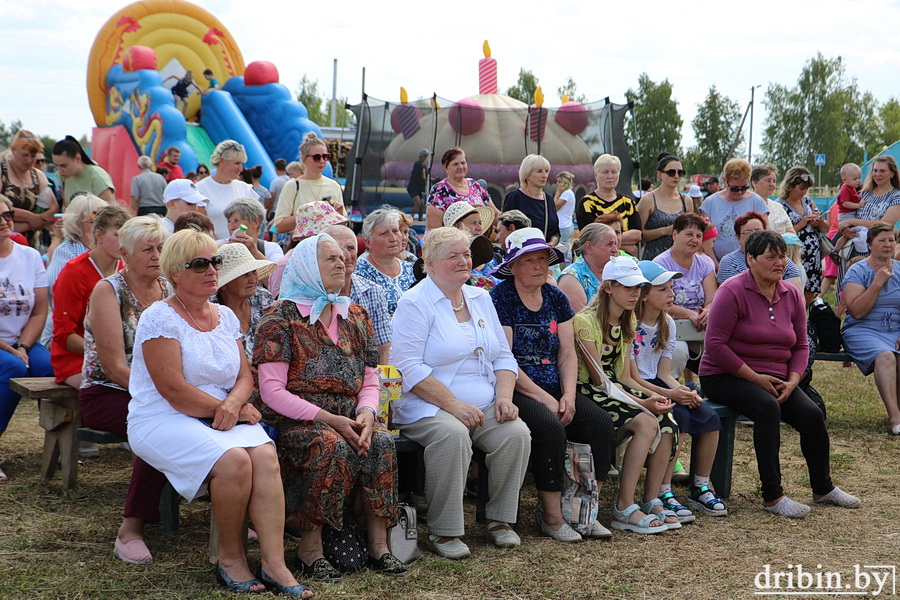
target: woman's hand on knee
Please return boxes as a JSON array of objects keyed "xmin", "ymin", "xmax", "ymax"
[{"xmin": 749, "ymin": 372, "xmax": 781, "ymax": 397}]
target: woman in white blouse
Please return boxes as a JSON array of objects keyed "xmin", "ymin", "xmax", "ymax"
[{"xmin": 391, "ymin": 226, "xmax": 531, "ymax": 560}]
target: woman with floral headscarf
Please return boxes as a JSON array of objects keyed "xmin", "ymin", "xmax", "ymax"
[{"xmin": 253, "ymin": 233, "xmax": 404, "ymax": 581}]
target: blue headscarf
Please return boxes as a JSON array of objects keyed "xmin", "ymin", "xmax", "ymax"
[{"xmin": 278, "ymin": 233, "xmax": 351, "ymax": 324}]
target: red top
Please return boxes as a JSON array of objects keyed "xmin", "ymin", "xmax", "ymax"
[
  {"xmin": 156, "ymin": 160, "xmax": 184, "ymax": 182},
  {"xmin": 836, "ymin": 184, "xmax": 861, "ymax": 214},
  {"xmin": 699, "ymin": 269, "xmax": 809, "ymax": 379},
  {"xmin": 51, "ymin": 253, "xmax": 107, "ymax": 382}
]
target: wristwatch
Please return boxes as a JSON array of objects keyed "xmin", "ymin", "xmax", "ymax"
[{"xmin": 13, "ymin": 343, "xmax": 31, "ymax": 352}]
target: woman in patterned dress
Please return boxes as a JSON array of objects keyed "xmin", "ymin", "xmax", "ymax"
[
  {"xmin": 212, "ymin": 242, "xmax": 275, "ymax": 360},
  {"xmin": 425, "ymin": 147, "xmax": 499, "ymax": 231},
  {"xmin": 0, "ymin": 129, "xmax": 56, "ymax": 245},
  {"xmin": 574, "ymin": 256, "xmax": 680, "ymax": 534},
  {"xmin": 253, "ymin": 233, "xmax": 403, "ymax": 581},
  {"xmin": 776, "ymin": 166, "xmax": 828, "ymax": 305}
]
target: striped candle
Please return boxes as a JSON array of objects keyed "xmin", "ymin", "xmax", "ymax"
[
  {"xmin": 528, "ymin": 105, "xmax": 548, "ymax": 142},
  {"xmin": 479, "ymin": 40, "xmax": 497, "ymax": 94},
  {"xmin": 396, "ymin": 104, "xmax": 421, "ymax": 139}
]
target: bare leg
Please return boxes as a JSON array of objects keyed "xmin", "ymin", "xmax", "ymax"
[
  {"xmin": 873, "ymin": 352, "xmax": 900, "ymax": 427},
  {"xmin": 117, "ymin": 516, "xmax": 145, "ymax": 544},
  {"xmin": 642, "ymin": 433, "xmax": 678, "ymax": 525},
  {"xmin": 616, "ymin": 413, "xmax": 661, "ymax": 525},
  {"xmin": 660, "ymin": 433, "xmax": 685, "ymax": 487},
  {"xmin": 209, "ymin": 448, "xmax": 263, "ymax": 592},
  {"xmin": 296, "ymin": 526, "xmax": 324, "ymax": 565},
  {"xmin": 537, "ymin": 490, "xmax": 566, "ymax": 528},
  {"xmin": 364, "ymin": 504, "xmax": 390, "ymax": 558},
  {"xmin": 245, "ymin": 444, "xmax": 300, "ymax": 590},
  {"xmin": 691, "ymin": 431, "xmax": 720, "ymax": 478}
]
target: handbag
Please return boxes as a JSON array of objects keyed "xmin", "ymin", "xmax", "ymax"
[
  {"xmin": 560, "ymin": 441, "xmax": 599, "ymax": 536},
  {"xmin": 321, "ymin": 517, "xmax": 368, "ymax": 573},
  {"xmin": 387, "ymin": 503, "xmax": 422, "ymax": 564},
  {"xmin": 818, "ymin": 234, "xmax": 835, "ymax": 257}
]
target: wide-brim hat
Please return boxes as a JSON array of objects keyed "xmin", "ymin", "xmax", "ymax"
[
  {"xmin": 491, "ymin": 227, "xmax": 566, "ymax": 279},
  {"xmin": 637, "ymin": 260, "xmax": 683, "ymax": 285},
  {"xmin": 292, "ymin": 200, "xmax": 348, "ymax": 240},
  {"xmin": 443, "ymin": 201, "xmax": 494, "ymax": 234},
  {"xmin": 217, "ymin": 242, "xmax": 277, "ymax": 289},
  {"xmin": 601, "ymin": 255, "xmax": 648, "ymax": 287}
]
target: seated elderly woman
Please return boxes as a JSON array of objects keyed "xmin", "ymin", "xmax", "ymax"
[
  {"xmin": 0, "ymin": 194, "xmax": 53, "ymax": 483},
  {"xmin": 699, "ymin": 230, "xmax": 859, "ymax": 518},
  {"xmin": 489, "ymin": 227, "xmax": 615, "ymax": 542},
  {"xmin": 253, "ymin": 233, "xmax": 404, "ymax": 580},
  {"xmin": 51, "ymin": 205, "xmax": 130, "ymax": 389},
  {"xmin": 219, "ymin": 197, "xmax": 284, "ymax": 262},
  {"xmin": 557, "ymin": 223, "xmax": 619, "ymax": 313},
  {"xmin": 716, "ymin": 211, "xmax": 803, "ymax": 291},
  {"xmin": 212, "ymin": 243, "xmax": 275, "ymax": 359},
  {"xmin": 354, "ymin": 208, "xmax": 416, "ymax": 316},
  {"xmin": 127, "ymin": 230, "xmax": 308, "ymax": 596},
  {"xmin": 841, "ymin": 222, "xmax": 900, "ymax": 436},
  {"xmin": 392, "ymin": 226, "xmax": 531, "ymax": 559},
  {"xmin": 79, "ymin": 215, "xmax": 169, "ymax": 563}
]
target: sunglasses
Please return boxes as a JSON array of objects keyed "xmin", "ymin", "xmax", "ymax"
[
  {"xmin": 662, "ymin": 169, "xmax": 686, "ymax": 177},
  {"xmin": 793, "ymin": 173, "xmax": 814, "ymax": 184},
  {"xmin": 221, "ymin": 141, "xmax": 245, "ymax": 153},
  {"xmin": 0, "ymin": 210, "xmax": 14, "ymax": 221},
  {"xmin": 34, "ymin": 158, "xmax": 46, "ymax": 165},
  {"xmin": 306, "ymin": 153, "xmax": 332, "ymax": 162},
  {"xmin": 183, "ymin": 255, "xmax": 223, "ymax": 273},
  {"xmin": 729, "ymin": 185, "xmax": 751, "ymax": 193}
]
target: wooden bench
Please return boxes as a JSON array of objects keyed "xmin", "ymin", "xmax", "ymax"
[
  {"xmin": 814, "ymin": 351, "xmax": 852, "ymax": 364},
  {"xmin": 76, "ymin": 427, "xmax": 182, "ymax": 533},
  {"xmin": 9, "ymin": 377, "xmax": 80, "ymax": 489}
]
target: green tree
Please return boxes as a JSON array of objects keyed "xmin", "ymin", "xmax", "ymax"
[
  {"xmin": 625, "ymin": 73, "xmax": 682, "ymax": 178},
  {"xmin": 506, "ymin": 69, "xmax": 539, "ymax": 104},
  {"xmin": 878, "ymin": 98, "xmax": 900, "ymax": 151},
  {"xmin": 0, "ymin": 119, "xmax": 24, "ymax": 147},
  {"xmin": 556, "ymin": 76, "xmax": 587, "ymax": 104},
  {"xmin": 296, "ymin": 74, "xmax": 327, "ymax": 125},
  {"xmin": 760, "ymin": 54, "xmax": 877, "ymax": 185},
  {"xmin": 689, "ymin": 85, "xmax": 741, "ymax": 174}
]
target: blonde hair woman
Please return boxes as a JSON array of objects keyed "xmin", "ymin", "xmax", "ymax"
[
  {"xmin": 501, "ymin": 154, "xmax": 559, "ymax": 244},
  {"xmin": 577, "ymin": 154, "xmax": 641, "ymax": 255},
  {"xmin": 1, "ymin": 129, "xmax": 55, "ymax": 244},
  {"xmin": 699, "ymin": 158, "xmax": 770, "ymax": 260},
  {"xmin": 274, "ymin": 132, "xmax": 344, "ymax": 235},
  {"xmin": 195, "ymin": 140, "xmax": 254, "ymax": 239}
]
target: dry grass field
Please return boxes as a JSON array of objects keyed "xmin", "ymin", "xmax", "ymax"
[{"xmin": 1, "ymin": 361, "xmax": 897, "ymax": 599}]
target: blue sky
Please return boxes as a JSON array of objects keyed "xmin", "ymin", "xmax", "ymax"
[{"xmin": 3, "ymin": 0, "xmax": 900, "ymax": 154}]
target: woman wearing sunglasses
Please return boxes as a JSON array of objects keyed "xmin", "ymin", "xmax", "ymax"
[
  {"xmin": 196, "ymin": 140, "xmax": 255, "ymax": 240},
  {"xmin": 700, "ymin": 158, "xmax": 769, "ymax": 261},
  {"xmin": 274, "ymin": 132, "xmax": 344, "ymax": 235},
  {"xmin": 0, "ymin": 194, "xmax": 54, "ymax": 483},
  {"xmin": 638, "ymin": 153, "xmax": 694, "ymax": 261},
  {"xmin": 776, "ymin": 166, "xmax": 828, "ymax": 305},
  {"xmin": 127, "ymin": 230, "xmax": 310, "ymax": 596}
]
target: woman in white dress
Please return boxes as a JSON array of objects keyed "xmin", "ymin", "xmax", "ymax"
[{"xmin": 127, "ymin": 229, "xmax": 311, "ymax": 597}]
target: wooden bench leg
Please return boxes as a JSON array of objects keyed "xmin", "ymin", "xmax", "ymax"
[
  {"xmin": 159, "ymin": 482, "xmax": 181, "ymax": 534},
  {"xmin": 37, "ymin": 398, "xmax": 81, "ymax": 489}
]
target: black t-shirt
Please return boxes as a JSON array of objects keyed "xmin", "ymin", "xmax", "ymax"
[
  {"xmin": 407, "ymin": 160, "xmax": 428, "ymax": 196},
  {"xmin": 575, "ymin": 192, "xmax": 641, "ymax": 231},
  {"xmin": 501, "ymin": 188, "xmax": 560, "ymax": 242}
]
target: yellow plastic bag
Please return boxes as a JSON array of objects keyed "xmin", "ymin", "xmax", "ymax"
[{"xmin": 377, "ymin": 365, "xmax": 402, "ymax": 433}]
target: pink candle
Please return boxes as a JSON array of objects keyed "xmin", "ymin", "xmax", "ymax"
[
  {"xmin": 528, "ymin": 105, "xmax": 547, "ymax": 142},
  {"xmin": 479, "ymin": 40, "xmax": 497, "ymax": 94}
]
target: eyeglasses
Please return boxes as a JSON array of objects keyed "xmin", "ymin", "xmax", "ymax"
[
  {"xmin": 0, "ymin": 210, "xmax": 14, "ymax": 221},
  {"xmin": 183, "ymin": 255, "xmax": 223, "ymax": 273},
  {"xmin": 306, "ymin": 153, "xmax": 332, "ymax": 162},
  {"xmin": 34, "ymin": 158, "xmax": 46, "ymax": 165},
  {"xmin": 662, "ymin": 169, "xmax": 686, "ymax": 178},
  {"xmin": 729, "ymin": 185, "xmax": 750, "ymax": 193}
]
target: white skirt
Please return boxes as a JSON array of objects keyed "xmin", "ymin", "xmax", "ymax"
[{"xmin": 128, "ymin": 413, "xmax": 273, "ymax": 501}]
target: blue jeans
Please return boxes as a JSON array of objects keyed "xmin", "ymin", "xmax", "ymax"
[{"xmin": 0, "ymin": 343, "xmax": 54, "ymax": 432}]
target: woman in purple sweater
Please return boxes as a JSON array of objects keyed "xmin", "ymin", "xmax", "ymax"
[{"xmin": 699, "ymin": 230, "xmax": 859, "ymax": 518}]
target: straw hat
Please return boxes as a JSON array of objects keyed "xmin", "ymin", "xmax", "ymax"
[
  {"xmin": 217, "ymin": 242, "xmax": 277, "ymax": 289},
  {"xmin": 292, "ymin": 200, "xmax": 348, "ymax": 240},
  {"xmin": 442, "ymin": 201, "xmax": 494, "ymax": 233}
]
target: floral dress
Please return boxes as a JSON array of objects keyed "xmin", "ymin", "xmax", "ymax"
[
  {"xmin": 777, "ymin": 196, "xmax": 821, "ymax": 294},
  {"xmin": 354, "ymin": 257, "xmax": 416, "ymax": 317},
  {"xmin": 252, "ymin": 301, "xmax": 398, "ymax": 532},
  {"xmin": 427, "ymin": 178, "xmax": 490, "ymax": 212},
  {"xmin": 574, "ymin": 313, "xmax": 678, "ymax": 449}
]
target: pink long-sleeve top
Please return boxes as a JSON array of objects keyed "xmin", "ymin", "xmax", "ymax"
[
  {"xmin": 258, "ymin": 302, "xmax": 380, "ymax": 420},
  {"xmin": 698, "ymin": 269, "xmax": 809, "ymax": 379}
]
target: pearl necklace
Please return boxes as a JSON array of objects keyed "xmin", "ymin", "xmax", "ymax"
[
  {"xmin": 452, "ymin": 295, "xmax": 465, "ymax": 312},
  {"xmin": 174, "ymin": 294, "xmax": 212, "ymax": 332}
]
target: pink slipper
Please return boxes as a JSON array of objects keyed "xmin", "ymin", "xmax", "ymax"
[{"xmin": 114, "ymin": 538, "xmax": 153, "ymax": 564}]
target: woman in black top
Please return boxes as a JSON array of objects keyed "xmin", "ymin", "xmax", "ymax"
[{"xmin": 501, "ymin": 154, "xmax": 559, "ymax": 244}]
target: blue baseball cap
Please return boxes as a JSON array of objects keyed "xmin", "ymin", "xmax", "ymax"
[{"xmin": 637, "ymin": 260, "xmax": 683, "ymax": 285}]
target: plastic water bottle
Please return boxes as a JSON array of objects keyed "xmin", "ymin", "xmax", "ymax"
[{"xmin": 34, "ymin": 188, "xmax": 54, "ymax": 214}]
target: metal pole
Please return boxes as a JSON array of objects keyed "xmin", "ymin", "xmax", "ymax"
[
  {"xmin": 330, "ymin": 59, "xmax": 338, "ymax": 128},
  {"xmin": 748, "ymin": 86, "xmax": 755, "ymax": 163}
]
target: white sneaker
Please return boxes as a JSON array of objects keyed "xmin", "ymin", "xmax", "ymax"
[
  {"xmin": 815, "ymin": 487, "xmax": 861, "ymax": 508},
  {"xmin": 763, "ymin": 496, "xmax": 810, "ymax": 518}
]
